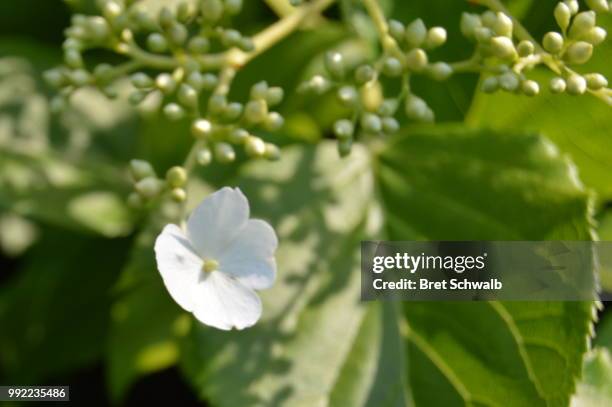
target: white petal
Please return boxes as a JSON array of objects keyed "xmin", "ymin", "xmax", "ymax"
[
  {"xmin": 186, "ymin": 187, "xmax": 249, "ymax": 258},
  {"xmin": 192, "ymin": 270, "xmax": 262, "ymax": 330},
  {"xmin": 219, "ymin": 219, "xmax": 278, "ymax": 290},
  {"xmin": 154, "ymin": 224, "xmax": 203, "ymax": 312}
]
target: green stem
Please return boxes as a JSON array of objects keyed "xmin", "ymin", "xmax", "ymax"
[
  {"xmin": 264, "ymin": 0, "xmax": 296, "ymax": 17},
  {"xmin": 361, "ymin": 0, "xmax": 403, "ymax": 57},
  {"xmin": 224, "ymin": 0, "xmax": 337, "ymax": 68}
]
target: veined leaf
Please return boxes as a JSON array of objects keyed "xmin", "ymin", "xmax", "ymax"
[{"xmin": 375, "ymin": 126, "xmax": 596, "ymax": 407}]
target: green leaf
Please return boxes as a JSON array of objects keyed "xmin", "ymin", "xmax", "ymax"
[
  {"xmin": 466, "ymin": 16, "xmax": 612, "ymax": 200},
  {"xmin": 105, "ymin": 217, "xmax": 188, "ymax": 401},
  {"xmin": 375, "ymin": 126, "xmax": 595, "ymax": 406},
  {"xmin": 0, "ymin": 230, "xmax": 131, "ymax": 382},
  {"xmin": 180, "ymin": 142, "xmax": 407, "ymax": 406},
  {"xmin": 0, "ymin": 147, "xmax": 133, "ymax": 237},
  {"xmin": 570, "ymin": 348, "xmax": 612, "ymax": 407}
]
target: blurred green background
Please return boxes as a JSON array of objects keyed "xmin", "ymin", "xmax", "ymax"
[{"xmin": 1, "ymin": 0, "xmax": 611, "ymax": 406}]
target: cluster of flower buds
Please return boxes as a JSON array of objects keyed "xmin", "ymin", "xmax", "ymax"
[
  {"xmin": 189, "ymin": 80, "xmax": 283, "ymax": 165},
  {"xmin": 461, "ymin": 0, "xmax": 609, "ymax": 96},
  {"xmin": 127, "ymin": 159, "xmax": 188, "ymax": 207},
  {"xmin": 44, "ymin": 0, "xmax": 288, "ymax": 207},
  {"xmin": 299, "ymin": 16, "xmax": 454, "ymax": 157}
]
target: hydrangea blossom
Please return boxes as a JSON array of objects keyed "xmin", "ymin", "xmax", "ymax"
[{"xmin": 154, "ymin": 187, "xmax": 277, "ymax": 330}]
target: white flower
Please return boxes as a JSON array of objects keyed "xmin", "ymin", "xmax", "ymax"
[{"xmin": 154, "ymin": 187, "xmax": 277, "ymax": 330}]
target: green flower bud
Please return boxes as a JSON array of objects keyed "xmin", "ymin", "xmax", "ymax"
[
  {"xmin": 492, "ymin": 12, "xmax": 513, "ymax": 37},
  {"xmin": 229, "ymin": 128, "xmax": 249, "ymax": 143},
  {"xmin": 565, "ymin": 41, "xmax": 593, "ymax": 64},
  {"xmin": 405, "ymin": 18, "xmax": 427, "ymax": 48},
  {"xmin": 499, "ymin": 72, "xmax": 520, "ymax": 91},
  {"xmin": 405, "ymin": 95, "xmax": 431, "ymax": 122},
  {"xmin": 563, "ymin": 0, "xmax": 579, "ymax": 15},
  {"xmin": 222, "ymin": 102, "xmax": 243, "ymax": 121},
  {"xmin": 355, "ymin": 64, "xmax": 376, "ymax": 85},
  {"xmin": 307, "ymin": 75, "xmax": 330, "ymax": 94},
  {"xmin": 128, "ymin": 90, "xmax": 149, "ymax": 105},
  {"xmin": 521, "ymin": 80, "xmax": 540, "ymax": 96},
  {"xmin": 178, "ymin": 84, "xmax": 198, "ymax": 108},
  {"xmin": 382, "ymin": 57, "xmax": 403, "ymax": 77},
  {"xmin": 168, "ymin": 23, "xmax": 188, "ymax": 46},
  {"xmin": 337, "ymin": 138, "xmax": 353, "ymax": 157},
  {"xmin": 177, "ymin": 2, "xmax": 196, "ymax": 21},
  {"xmin": 130, "ymin": 10, "xmax": 157, "ymax": 31},
  {"xmin": 156, "ymin": 73, "xmax": 177, "ymax": 94},
  {"xmin": 244, "ymin": 136, "xmax": 266, "ymax": 157},
  {"xmin": 265, "ymin": 87, "xmax": 284, "ymax": 106},
  {"xmin": 388, "ymin": 19, "xmax": 405, "ymax": 41},
  {"xmin": 225, "ymin": 0, "xmax": 244, "ymax": 15},
  {"xmin": 87, "ymin": 16, "xmax": 110, "ymax": 42},
  {"xmin": 158, "ymin": 7, "xmax": 175, "ymax": 29},
  {"xmin": 324, "ymin": 52, "xmax": 345, "ymax": 79},
  {"xmin": 166, "ymin": 166, "xmax": 187, "ymax": 188},
  {"xmin": 188, "ymin": 36, "xmax": 210, "ymax": 54},
  {"xmin": 131, "ymin": 72, "xmax": 154, "ymax": 89},
  {"xmin": 481, "ymin": 11, "xmax": 497, "ymax": 28},
  {"xmin": 550, "ymin": 77, "xmax": 567, "ymax": 93},
  {"xmin": 238, "ymin": 37, "xmax": 255, "ymax": 52},
  {"xmin": 264, "ymin": 143, "xmax": 281, "ymax": 161},
  {"xmin": 92, "ymin": 64, "xmax": 112, "ymax": 84},
  {"xmin": 202, "ymin": 0, "xmax": 224, "ymax": 23},
  {"xmin": 333, "ymin": 119, "xmax": 354, "ymax": 139},
  {"xmin": 405, "ymin": 48, "xmax": 428, "ymax": 72},
  {"xmin": 585, "ymin": 73, "xmax": 608, "ymax": 90},
  {"xmin": 543, "ymin": 32, "xmax": 564, "ymax": 53},
  {"xmin": 481, "ymin": 76, "xmax": 499, "ymax": 93},
  {"xmin": 337, "ymin": 85, "xmax": 359, "ymax": 107},
  {"xmin": 135, "ymin": 177, "xmax": 163, "ymax": 199},
  {"xmin": 171, "ymin": 187, "xmax": 187, "ymax": 202},
  {"xmin": 517, "ymin": 40, "xmax": 535, "ymax": 57},
  {"xmin": 491, "ymin": 36, "xmax": 518, "ymax": 60},
  {"xmin": 584, "ymin": 27, "xmax": 607, "ymax": 45},
  {"xmin": 70, "ymin": 69, "xmax": 91, "ymax": 87},
  {"xmin": 566, "ymin": 74, "xmax": 587, "ymax": 95},
  {"xmin": 221, "ymin": 29, "xmax": 242, "ymax": 47},
  {"xmin": 127, "ymin": 192, "xmax": 143, "ymax": 208},
  {"xmin": 382, "ymin": 117, "xmax": 399, "ymax": 133},
  {"xmin": 196, "ymin": 147, "xmax": 213, "ymax": 165},
  {"xmin": 554, "ymin": 2, "xmax": 572, "ymax": 31},
  {"xmin": 130, "ymin": 159, "xmax": 156, "ymax": 181},
  {"xmin": 65, "ymin": 49, "xmax": 83, "ymax": 68},
  {"xmin": 585, "ymin": 0, "xmax": 609, "ymax": 13},
  {"xmin": 214, "ymin": 142, "xmax": 236, "ymax": 162},
  {"xmin": 103, "ymin": 0, "xmax": 123, "ymax": 20},
  {"xmin": 360, "ymin": 81, "xmax": 383, "ymax": 112},
  {"xmin": 378, "ymin": 99, "xmax": 398, "ymax": 116},
  {"xmin": 44, "ymin": 69, "xmax": 66, "ymax": 88},
  {"xmin": 360, "ymin": 113, "xmax": 382, "ymax": 133},
  {"xmin": 250, "ymin": 81, "xmax": 269, "ymax": 100},
  {"xmin": 192, "ymin": 119, "xmax": 213, "ymax": 139},
  {"xmin": 263, "ymin": 112, "xmax": 285, "ymax": 131},
  {"xmin": 164, "ymin": 103, "xmax": 186, "ymax": 120},
  {"xmin": 474, "ymin": 27, "xmax": 493, "ymax": 43},
  {"xmin": 460, "ymin": 13, "xmax": 482, "ymax": 39},
  {"xmin": 244, "ymin": 99, "xmax": 268, "ymax": 123},
  {"xmin": 427, "ymin": 62, "xmax": 453, "ymax": 81},
  {"xmin": 208, "ymin": 94, "xmax": 227, "ymax": 115},
  {"xmin": 569, "ymin": 11, "xmax": 596, "ymax": 39},
  {"xmin": 147, "ymin": 33, "xmax": 168, "ymax": 53},
  {"xmin": 425, "ymin": 27, "xmax": 447, "ymax": 48},
  {"xmin": 201, "ymin": 73, "xmax": 219, "ymax": 90}
]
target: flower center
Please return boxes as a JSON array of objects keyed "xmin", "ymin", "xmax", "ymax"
[{"xmin": 203, "ymin": 259, "xmax": 219, "ymax": 273}]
